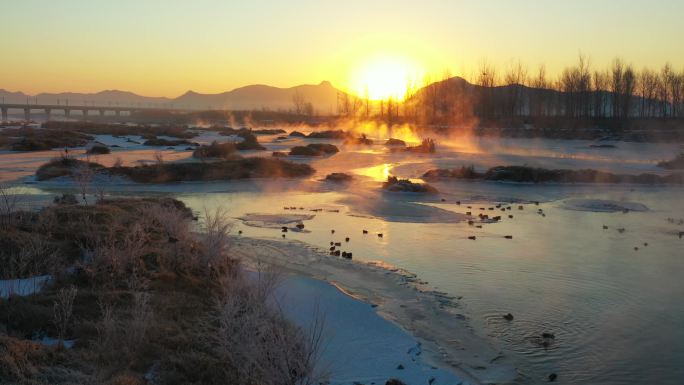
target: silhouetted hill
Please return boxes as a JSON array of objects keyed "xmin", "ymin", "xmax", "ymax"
[
  {"xmin": 174, "ymin": 81, "xmax": 339, "ymax": 113},
  {"xmin": 0, "ymin": 81, "xmax": 342, "ymax": 113}
]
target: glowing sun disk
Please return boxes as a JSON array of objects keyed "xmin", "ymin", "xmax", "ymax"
[{"xmin": 351, "ymin": 58, "xmax": 417, "ymax": 100}]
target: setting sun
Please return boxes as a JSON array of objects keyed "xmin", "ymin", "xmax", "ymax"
[{"xmin": 350, "ymin": 57, "xmax": 420, "ymax": 101}]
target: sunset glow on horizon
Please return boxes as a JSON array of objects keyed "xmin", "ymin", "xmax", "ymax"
[
  {"xmin": 1, "ymin": 0, "xmax": 683, "ymax": 97},
  {"xmin": 350, "ymin": 55, "xmax": 423, "ymax": 100}
]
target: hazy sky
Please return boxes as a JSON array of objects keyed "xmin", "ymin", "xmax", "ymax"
[{"xmin": 2, "ymin": 0, "xmax": 682, "ymax": 97}]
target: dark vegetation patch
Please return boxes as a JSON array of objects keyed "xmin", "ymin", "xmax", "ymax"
[
  {"xmin": 325, "ymin": 172, "xmax": 353, "ymax": 182},
  {"xmin": 390, "ymin": 138, "xmax": 436, "ymax": 154},
  {"xmin": 251, "ymin": 128, "xmax": 286, "ymax": 135},
  {"xmin": 42, "ymin": 121, "xmax": 197, "ymax": 138},
  {"xmin": 385, "ymin": 138, "xmax": 406, "ymax": 147},
  {"xmin": 289, "ymin": 143, "xmax": 339, "ymax": 156},
  {"xmin": 142, "ymin": 137, "xmax": 194, "ymax": 147},
  {"xmin": 344, "ymin": 134, "xmax": 373, "ymax": 145},
  {"xmin": 423, "ymin": 165, "xmax": 684, "ymax": 184},
  {"xmin": 218, "ymin": 126, "xmax": 281, "ymax": 136},
  {"xmin": 36, "ymin": 153, "xmax": 314, "ymax": 183},
  {"xmin": 589, "ymin": 144, "xmax": 617, "ymax": 148},
  {"xmin": 306, "ymin": 130, "xmax": 350, "ymax": 139},
  {"xmin": 658, "ymin": 153, "xmax": 684, "ymax": 170},
  {"xmin": 85, "ymin": 144, "xmax": 110, "ymax": 155},
  {"xmin": 0, "ymin": 127, "xmax": 92, "ymax": 151},
  {"xmin": 110, "ymin": 158, "xmax": 313, "ymax": 183},
  {"xmin": 0, "ymin": 198, "xmax": 322, "ymax": 385},
  {"xmin": 235, "ymin": 132, "xmax": 266, "ymax": 150},
  {"xmin": 382, "ymin": 176, "xmax": 438, "ymax": 193},
  {"xmin": 192, "ymin": 141, "xmax": 237, "ymax": 159},
  {"xmin": 218, "ymin": 129, "xmax": 267, "ymax": 150},
  {"xmin": 35, "ymin": 157, "xmax": 105, "ymax": 181}
]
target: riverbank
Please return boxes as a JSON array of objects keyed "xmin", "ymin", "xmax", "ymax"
[{"xmin": 232, "ymin": 235, "xmax": 519, "ymax": 385}]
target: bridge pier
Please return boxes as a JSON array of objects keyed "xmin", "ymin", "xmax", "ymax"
[
  {"xmin": 82, "ymin": 109, "xmax": 88, "ymax": 118},
  {"xmin": 1, "ymin": 108, "xmax": 7, "ymax": 122},
  {"xmin": 45, "ymin": 108, "xmax": 51, "ymax": 121},
  {"xmin": 65, "ymin": 108, "xmax": 71, "ymax": 118},
  {"xmin": 24, "ymin": 108, "xmax": 30, "ymax": 122},
  {"xmin": 99, "ymin": 109, "xmax": 106, "ymax": 116}
]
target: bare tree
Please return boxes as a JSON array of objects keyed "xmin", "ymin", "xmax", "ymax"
[
  {"xmin": 592, "ymin": 70, "xmax": 609, "ymax": 118},
  {"xmin": 530, "ymin": 65, "xmax": 549, "ymax": 117},
  {"xmin": 73, "ymin": 162, "xmax": 94, "ymax": 204},
  {"xmin": 53, "ymin": 285, "xmax": 78, "ymax": 345},
  {"xmin": 504, "ymin": 60, "xmax": 528, "ymax": 117},
  {"xmin": 292, "ymin": 91, "xmax": 306, "ymax": 115},
  {"xmin": 153, "ymin": 150, "xmax": 164, "ymax": 165},
  {"xmin": 477, "ymin": 60, "xmax": 498, "ymax": 118},
  {"xmin": 0, "ymin": 184, "xmax": 19, "ymax": 228}
]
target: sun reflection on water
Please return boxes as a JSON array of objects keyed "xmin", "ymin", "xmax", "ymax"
[{"xmin": 352, "ymin": 163, "xmax": 391, "ymax": 181}]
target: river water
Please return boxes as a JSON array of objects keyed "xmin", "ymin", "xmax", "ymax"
[
  {"xmin": 9, "ymin": 131, "xmax": 684, "ymax": 384},
  {"xmin": 179, "ymin": 134, "xmax": 684, "ymax": 384}
]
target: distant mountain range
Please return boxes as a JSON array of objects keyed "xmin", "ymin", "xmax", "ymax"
[{"xmin": 0, "ymin": 81, "xmax": 342, "ymax": 113}]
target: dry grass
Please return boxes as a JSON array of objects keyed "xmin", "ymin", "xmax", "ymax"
[
  {"xmin": 0, "ymin": 197, "xmax": 324, "ymax": 384},
  {"xmin": 192, "ymin": 141, "xmax": 237, "ymax": 160},
  {"xmin": 35, "ymin": 154, "xmax": 315, "ymax": 183},
  {"xmin": 0, "ymin": 127, "xmax": 92, "ymax": 151},
  {"xmin": 42, "ymin": 121, "xmax": 197, "ymax": 139}
]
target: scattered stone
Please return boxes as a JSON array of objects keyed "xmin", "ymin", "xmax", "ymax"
[
  {"xmin": 385, "ymin": 138, "xmax": 406, "ymax": 147},
  {"xmin": 385, "ymin": 380, "xmax": 406, "ymax": 385},
  {"xmin": 53, "ymin": 193, "xmax": 78, "ymax": 205},
  {"xmin": 503, "ymin": 313, "xmax": 514, "ymax": 321},
  {"xmin": 383, "ymin": 176, "xmax": 438, "ymax": 193},
  {"xmin": 325, "ymin": 172, "xmax": 353, "ymax": 183},
  {"xmin": 548, "ymin": 373, "xmax": 558, "ymax": 382}
]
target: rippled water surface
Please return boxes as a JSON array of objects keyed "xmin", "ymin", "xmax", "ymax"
[
  {"xmin": 180, "ymin": 135, "xmax": 684, "ymax": 384},
  {"xmin": 11, "ymin": 133, "xmax": 684, "ymax": 384}
]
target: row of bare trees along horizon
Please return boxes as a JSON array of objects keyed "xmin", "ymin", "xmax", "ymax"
[{"xmin": 334, "ymin": 57, "xmax": 684, "ymax": 126}]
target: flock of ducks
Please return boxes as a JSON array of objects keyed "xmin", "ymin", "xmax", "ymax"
[{"xmin": 236, "ymin": 197, "xmax": 682, "ymax": 383}]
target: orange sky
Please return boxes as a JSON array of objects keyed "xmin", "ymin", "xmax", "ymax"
[{"xmin": 1, "ymin": 0, "xmax": 682, "ymax": 97}]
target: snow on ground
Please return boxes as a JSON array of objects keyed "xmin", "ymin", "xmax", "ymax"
[
  {"xmin": 560, "ymin": 198, "xmax": 649, "ymax": 212},
  {"xmin": 0, "ymin": 275, "xmax": 52, "ymax": 298},
  {"xmin": 274, "ymin": 275, "xmax": 468, "ymax": 385},
  {"xmin": 237, "ymin": 213, "xmax": 315, "ymax": 230},
  {"xmin": 234, "ymin": 236, "xmax": 517, "ymax": 385},
  {"xmin": 37, "ymin": 336, "xmax": 75, "ymax": 349}
]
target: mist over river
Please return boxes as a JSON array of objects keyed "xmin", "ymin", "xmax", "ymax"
[{"xmin": 11, "ymin": 131, "xmax": 684, "ymax": 384}]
